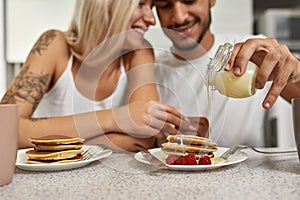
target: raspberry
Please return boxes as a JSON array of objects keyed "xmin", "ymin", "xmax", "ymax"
[
  {"xmin": 166, "ymin": 155, "xmax": 178, "ymax": 165},
  {"xmin": 173, "ymin": 154, "xmax": 197, "ymax": 165},
  {"xmin": 198, "ymin": 155, "xmax": 212, "ymax": 165},
  {"xmin": 185, "ymin": 154, "xmax": 197, "ymax": 165}
]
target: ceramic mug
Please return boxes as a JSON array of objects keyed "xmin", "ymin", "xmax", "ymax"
[
  {"xmin": 0, "ymin": 104, "xmax": 19, "ymax": 187},
  {"xmin": 292, "ymin": 98, "xmax": 300, "ymax": 163}
]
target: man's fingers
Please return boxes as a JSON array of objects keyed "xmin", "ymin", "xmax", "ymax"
[
  {"xmin": 228, "ymin": 38, "xmax": 278, "ymax": 76},
  {"xmin": 263, "ymin": 69, "xmax": 290, "ymax": 109},
  {"xmin": 255, "ymin": 49, "xmax": 281, "ymax": 89},
  {"xmin": 263, "ymin": 89, "xmax": 279, "ymax": 109}
]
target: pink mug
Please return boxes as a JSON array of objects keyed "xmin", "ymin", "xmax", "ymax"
[
  {"xmin": 292, "ymin": 98, "xmax": 300, "ymax": 163},
  {"xmin": 0, "ymin": 104, "xmax": 19, "ymax": 187}
]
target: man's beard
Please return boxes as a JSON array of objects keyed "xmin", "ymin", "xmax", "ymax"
[{"xmin": 171, "ymin": 12, "xmax": 212, "ymax": 51}]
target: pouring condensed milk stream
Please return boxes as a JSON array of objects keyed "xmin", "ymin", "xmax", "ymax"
[{"xmin": 205, "ymin": 43, "xmax": 259, "ymax": 139}]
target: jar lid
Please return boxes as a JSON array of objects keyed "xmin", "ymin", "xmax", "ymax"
[{"xmin": 208, "ymin": 43, "xmax": 233, "ymax": 71}]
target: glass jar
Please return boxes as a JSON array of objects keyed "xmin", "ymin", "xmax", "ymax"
[{"xmin": 206, "ymin": 43, "xmax": 258, "ymax": 98}]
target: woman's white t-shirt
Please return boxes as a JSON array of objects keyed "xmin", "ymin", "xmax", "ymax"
[{"xmin": 32, "ymin": 56, "xmax": 128, "ymax": 118}]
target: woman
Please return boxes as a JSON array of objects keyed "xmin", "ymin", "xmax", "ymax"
[{"xmin": 1, "ymin": 0, "xmax": 191, "ymax": 151}]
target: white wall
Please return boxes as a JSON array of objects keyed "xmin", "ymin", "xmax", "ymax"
[
  {"xmin": 211, "ymin": 0, "xmax": 253, "ymax": 34},
  {"xmin": 5, "ymin": 0, "xmax": 75, "ymax": 63},
  {"xmin": 5, "ymin": 0, "xmax": 253, "ymax": 64}
]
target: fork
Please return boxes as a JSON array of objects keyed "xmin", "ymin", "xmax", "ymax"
[
  {"xmin": 81, "ymin": 144, "xmax": 110, "ymax": 160},
  {"xmin": 219, "ymin": 144, "xmax": 297, "ymax": 160}
]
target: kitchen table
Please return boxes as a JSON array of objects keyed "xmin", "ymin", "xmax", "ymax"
[{"xmin": 1, "ymin": 147, "xmax": 299, "ymax": 200}]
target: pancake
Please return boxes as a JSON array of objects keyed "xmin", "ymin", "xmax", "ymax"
[
  {"xmin": 26, "ymin": 149, "xmax": 83, "ymax": 161},
  {"xmin": 161, "ymin": 142, "xmax": 217, "ymax": 153},
  {"xmin": 29, "ymin": 135, "xmax": 84, "ymax": 145},
  {"xmin": 166, "ymin": 135, "xmax": 217, "ymax": 146},
  {"xmin": 27, "ymin": 155, "xmax": 82, "ymax": 164},
  {"xmin": 161, "ymin": 135, "xmax": 218, "ymax": 158},
  {"xmin": 33, "ymin": 143, "xmax": 83, "ymax": 151},
  {"xmin": 26, "ymin": 135, "xmax": 85, "ymax": 164}
]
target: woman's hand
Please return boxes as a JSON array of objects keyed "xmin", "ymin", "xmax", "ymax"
[
  {"xmin": 112, "ymin": 100, "xmax": 194, "ymax": 139},
  {"xmin": 226, "ymin": 38, "xmax": 300, "ymax": 109},
  {"xmin": 177, "ymin": 117, "xmax": 209, "ymax": 137}
]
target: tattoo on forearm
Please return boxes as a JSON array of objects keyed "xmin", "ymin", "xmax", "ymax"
[
  {"xmin": 1, "ymin": 65, "xmax": 51, "ymax": 111},
  {"xmin": 31, "ymin": 30, "xmax": 56, "ymax": 56}
]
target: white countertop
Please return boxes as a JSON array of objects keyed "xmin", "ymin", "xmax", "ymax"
[{"xmin": 1, "ymin": 148, "xmax": 300, "ymax": 200}]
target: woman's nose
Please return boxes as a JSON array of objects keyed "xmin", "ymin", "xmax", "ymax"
[{"xmin": 143, "ymin": 6, "xmax": 156, "ymax": 26}]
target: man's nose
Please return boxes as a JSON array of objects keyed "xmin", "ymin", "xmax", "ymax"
[{"xmin": 172, "ymin": 2, "xmax": 188, "ymax": 25}]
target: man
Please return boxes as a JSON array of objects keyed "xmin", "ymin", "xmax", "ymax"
[{"xmin": 153, "ymin": 0, "xmax": 300, "ymax": 146}]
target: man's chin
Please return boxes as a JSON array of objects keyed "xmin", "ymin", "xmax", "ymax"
[
  {"xmin": 172, "ymin": 41, "xmax": 199, "ymax": 51},
  {"xmin": 166, "ymin": 33, "xmax": 199, "ymax": 51}
]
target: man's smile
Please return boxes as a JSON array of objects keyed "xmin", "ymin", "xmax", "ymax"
[{"xmin": 168, "ymin": 18, "xmax": 200, "ymax": 37}]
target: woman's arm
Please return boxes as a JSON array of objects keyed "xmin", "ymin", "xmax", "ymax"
[
  {"xmin": 110, "ymin": 43, "xmax": 160, "ymax": 150},
  {"xmin": 1, "ymin": 33, "xmax": 186, "ymax": 151},
  {"xmin": 1, "ymin": 30, "xmax": 77, "ymax": 148},
  {"xmin": 92, "ymin": 42, "xmax": 190, "ymax": 151},
  {"xmin": 126, "ymin": 43, "xmax": 190, "ymax": 136},
  {"xmin": 1, "ymin": 30, "xmax": 115, "ymax": 148},
  {"xmin": 0, "ymin": 30, "xmax": 132, "ymax": 150}
]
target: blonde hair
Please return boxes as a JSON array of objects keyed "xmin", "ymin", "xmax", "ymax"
[{"xmin": 65, "ymin": 0, "xmax": 140, "ymax": 62}]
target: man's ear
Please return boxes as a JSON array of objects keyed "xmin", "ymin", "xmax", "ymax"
[{"xmin": 209, "ymin": 0, "xmax": 216, "ymax": 8}]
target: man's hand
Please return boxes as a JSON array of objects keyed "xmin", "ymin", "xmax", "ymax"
[{"xmin": 226, "ymin": 38, "xmax": 300, "ymax": 109}]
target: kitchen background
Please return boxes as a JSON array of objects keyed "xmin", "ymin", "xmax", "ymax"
[{"xmin": 0, "ymin": 0, "xmax": 299, "ymax": 147}]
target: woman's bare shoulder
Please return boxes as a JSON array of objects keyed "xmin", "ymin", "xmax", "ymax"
[
  {"xmin": 20, "ymin": 29, "xmax": 71, "ymax": 83},
  {"xmin": 123, "ymin": 39, "xmax": 154, "ymax": 69},
  {"xmin": 24, "ymin": 29, "xmax": 70, "ymax": 73},
  {"xmin": 30, "ymin": 29, "xmax": 69, "ymax": 57}
]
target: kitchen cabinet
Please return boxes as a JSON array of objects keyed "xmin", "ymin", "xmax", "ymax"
[{"xmin": 253, "ymin": 0, "xmax": 300, "ymax": 34}]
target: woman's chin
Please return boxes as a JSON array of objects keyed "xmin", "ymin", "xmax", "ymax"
[{"xmin": 124, "ymin": 39, "xmax": 145, "ymax": 51}]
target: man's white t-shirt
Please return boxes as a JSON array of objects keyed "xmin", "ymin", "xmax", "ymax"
[{"xmin": 154, "ymin": 34, "xmax": 272, "ymax": 147}]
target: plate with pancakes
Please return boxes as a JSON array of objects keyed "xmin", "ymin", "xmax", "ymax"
[
  {"xmin": 135, "ymin": 135, "xmax": 248, "ymax": 171},
  {"xmin": 16, "ymin": 135, "xmax": 112, "ymax": 171}
]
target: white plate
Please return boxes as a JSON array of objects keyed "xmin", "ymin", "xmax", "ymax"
[
  {"xmin": 16, "ymin": 145, "xmax": 112, "ymax": 172},
  {"xmin": 134, "ymin": 147, "xmax": 247, "ymax": 171}
]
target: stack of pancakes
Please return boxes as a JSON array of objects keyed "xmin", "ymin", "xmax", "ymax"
[
  {"xmin": 161, "ymin": 135, "xmax": 217, "ymax": 159},
  {"xmin": 26, "ymin": 135, "xmax": 85, "ymax": 164}
]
